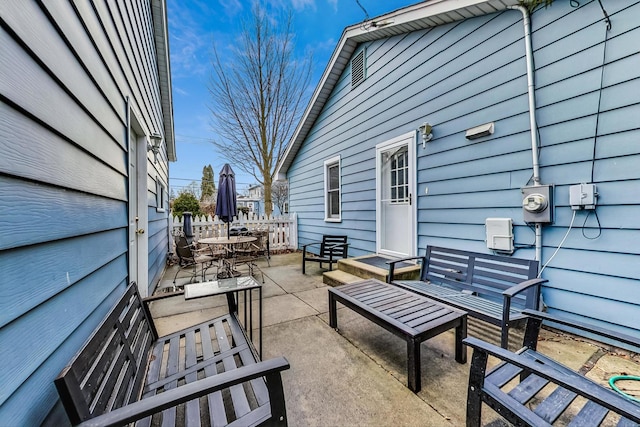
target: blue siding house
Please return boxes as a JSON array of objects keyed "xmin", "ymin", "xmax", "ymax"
[
  {"xmin": 276, "ymin": 1, "xmax": 640, "ymax": 342},
  {"xmin": 0, "ymin": 0, "xmax": 175, "ymax": 424}
]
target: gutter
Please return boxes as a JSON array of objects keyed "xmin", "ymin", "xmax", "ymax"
[{"xmin": 508, "ymin": 5, "xmax": 543, "ymax": 262}]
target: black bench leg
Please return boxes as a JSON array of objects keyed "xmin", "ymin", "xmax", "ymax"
[
  {"xmin": 407, "ymin": 338, "xmax": 421, "ymax": 393},
  {"xmin": 466, "ymin": 349, "xmax": 488, "ymax": 427},
  {"xmin": 455, "ymin": 316, "xmax": 467, "ymax": 364},
  {"xmin": 329, "ymin": 293, "xmax": 337, "ymax": 329},
  {"xmin": 264, "ymin": 371, "xmax": 288, "ymax": 426}
]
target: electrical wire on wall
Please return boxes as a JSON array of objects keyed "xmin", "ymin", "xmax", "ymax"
[
  {"xmin": 538, "ymin": 210, "xmax": 577, "ymax": 277},
  {"xmin": 582, "ymin": 0, "xmax": 611, "ymax": 240}
]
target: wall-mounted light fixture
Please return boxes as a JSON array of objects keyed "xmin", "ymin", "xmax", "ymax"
[
  {"xmin": 147, "ymin": 133, "xmax": 163, "ymax": 163},
  {"xmin": 419, "ymin": 122, "xmax": 433, "ymax": 148},
  {"xmin": 465, "ymin": 122, "xmax": 494, "ymax": 140}
]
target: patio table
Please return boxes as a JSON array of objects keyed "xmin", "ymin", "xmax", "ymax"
[
  {"xmin": 329, "ymin": 278, "xmax": 467, "ymax": 392},
  {"xmin": 198, "ymin": 236, "xmax": 257, "ymax": 278}
]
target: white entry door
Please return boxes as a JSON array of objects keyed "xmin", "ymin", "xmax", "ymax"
[
  {"xmin": 376, "ymin": 131, "xmax": 417, "ymax": 257},
  {"xmin": 128, "ymin": 126, "xmax": 149, "ymax": 296}
]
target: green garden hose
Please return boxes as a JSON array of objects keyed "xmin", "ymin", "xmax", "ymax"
[{"xmin": 609, "ymin": 375, "xmax": 640, "ymax": 403}]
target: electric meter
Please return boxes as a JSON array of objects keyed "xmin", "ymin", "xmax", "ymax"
[
  {"xmin": 521, "ymin": 185, "xmax": 554, "ymax": 223},
  {"xmin": 523, "ymin": 193, "xmax": 548, "ymax": 213}
]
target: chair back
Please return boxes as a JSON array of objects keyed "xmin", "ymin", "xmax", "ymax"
[
  {"xmin": 320, "ymin": 235, "xmax": 348, "ymax": 258},
  {"xmin": 175, "ymin": 235, "xmax": 195, "ymax": 264}
]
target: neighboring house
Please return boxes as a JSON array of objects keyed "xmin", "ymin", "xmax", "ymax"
[
  {"xmin": 276, "ymin": 1, "xmax": 639, "ymax": 341},
  {"xmin": 0, "ymin": 1, "xmax": 175, "ymax": 424},
  {"xmin": 238, "ymin": 184, "xmax": 264, "ymax": 215}
]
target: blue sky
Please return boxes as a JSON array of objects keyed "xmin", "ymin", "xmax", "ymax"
[{"xmin": 166, "ymin": 0, "xmax": 418, "ymax": 195}]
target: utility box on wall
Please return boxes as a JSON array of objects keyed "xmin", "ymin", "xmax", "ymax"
[
  {"xmin": 522, "ymin": 185, "xmax": 554, "ymax": 223},
  {"xmin": 485, "ymin": 218, "xmax": 514, "ymax": 253}
]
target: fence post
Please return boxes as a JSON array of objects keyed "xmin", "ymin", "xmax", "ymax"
[{"xmin": 290, "ymin": 212, "xmax": 298, "ymax": 249}]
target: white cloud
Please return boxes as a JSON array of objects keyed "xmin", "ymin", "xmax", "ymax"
[
  {"xmin": 290, "ymin": 0, "xmax": 315, "ymax": 11},
  {"xmin": 327, "ymin": 0, "xmax": 337, "ymax": 12}
]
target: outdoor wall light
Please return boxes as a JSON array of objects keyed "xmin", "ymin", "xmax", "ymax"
[
  {"xmin": 465, "ymin": 122, "xmax": 494, "ymax": 140},
  {"xmin": 419, "ymin": 122, "xmax": 433, "ymax": 148},
  {"xmin": 147, "ymin": 133, "xmax": 163, "ymax": 163}
]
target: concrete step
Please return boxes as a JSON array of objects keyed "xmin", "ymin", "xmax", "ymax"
[
  {"xmin": 337, "ymin": 254, "xmax": 421, "ymax": 282},
  {"xmin": 323, "ymin": 270, "xmax": 363, "ymax": 287}
]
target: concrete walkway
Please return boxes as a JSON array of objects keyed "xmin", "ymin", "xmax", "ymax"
[{"xmin": 150, "ymin": 252, "xmax": 640, "ymax": 427}]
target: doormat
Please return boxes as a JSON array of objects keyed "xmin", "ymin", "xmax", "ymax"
[{"xmin": 354, "ymin": 256, "xmax": 414, "ymax": 269}]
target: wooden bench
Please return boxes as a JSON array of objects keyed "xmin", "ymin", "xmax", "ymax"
[
  {"xmin": 55, "ymin": 284, "xmax": 290, "ymax": 426},
  {"xmin": 302, "ymin": 235, "xmax": 349, "ymax": 274},
  {"xmin": 464, "ymin": 309, "xmax": 640, "ymax": 426},
  {"xmin": 328, "ymin": 279, "xmax": 467, "ymax": 392},
  {"xmin": 388, "ymin": 246, "xmax": 546, "ymax": 348}
]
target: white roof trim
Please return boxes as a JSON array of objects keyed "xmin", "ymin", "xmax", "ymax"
[
  {"xmin": 274, "ymin": 0, "xmax": 518, "ymax": 179},
  {"xmin": 152, "ymin": 0, "xmax": 176, "ymax": 162}
]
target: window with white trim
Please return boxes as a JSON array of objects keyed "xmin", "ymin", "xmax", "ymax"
[
  {"xmin": 389, "ymin": 147, "xmax": 409, "ymax": 204},
  {"xmin": 324, "ymin": 156, "xmax": 341, "ymax": 222},
  {"xmin": 156, "ymin": 180, "xmax": 166, "ymax": 212}
]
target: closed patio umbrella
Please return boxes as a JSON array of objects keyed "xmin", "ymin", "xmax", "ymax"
[
  {"xmin": 215, "ymin": 163, "xmax": 237, "ymax": 238},
  {"xmin": 183, "ymin": 211, "xmax": 193, "ymax": 245}
]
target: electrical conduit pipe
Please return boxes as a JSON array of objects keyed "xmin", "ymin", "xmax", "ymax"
[{"xmin": 508, "ymin": 5, "xmax": 543, "ymax": 263}]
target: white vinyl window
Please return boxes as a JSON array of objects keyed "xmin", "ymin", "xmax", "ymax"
[
  {"xmin": 156, "ymin": 180, "xmax": 166, "ymax": 212},
  {"xmin": 324, "ymin": 156, "xmax": 341, "ymax": 222},
  {"xmin": 389, "ymin": 147, "xmax": 409, "ymax": 204}
]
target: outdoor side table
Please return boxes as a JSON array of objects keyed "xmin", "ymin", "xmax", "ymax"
[
  {"xmin": 329, "ymin": 279, "xmax": 467, "ymax": 392},
  {"xmin": 185, "ymin": 276, "xmax": 263, "ymax": 358}
]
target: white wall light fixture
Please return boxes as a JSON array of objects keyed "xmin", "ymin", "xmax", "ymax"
[
  {"xmin": 465, "ymin": 122, "xmax": 494, "ymax": 140},
  {"xmin": 419, "ymin": 122, "xmax": 433, "ymax": 148},
  {"xmin": 147, "ymin": 133, "xmax": 163, "ymax": 163}
]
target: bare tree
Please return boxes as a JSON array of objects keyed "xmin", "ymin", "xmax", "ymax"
[
  {"xmin": 272, "ymin": 180, "xmax": 289, "ymax": 214},
  {"xmin": 208, "ymin": 5, "xmax": 311, "ymax": 215}
]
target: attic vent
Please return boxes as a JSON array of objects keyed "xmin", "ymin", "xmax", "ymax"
[{"xmin": 351, "ymin": 49, "xmax": 365, "ymax": 88}]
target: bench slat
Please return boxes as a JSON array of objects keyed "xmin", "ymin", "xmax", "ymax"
[
  {"xmin": 508, "ymin": 374, "xmax": 549, "ymax": 403},
  {"xmin": 567, "ymin": 400, "xmax": 609, "ymax": 426},
  {"xmin": 533, "ymin": 386, "xmax": 577, "ymax": 424},
  {"xmin": 185, "ymin": 329, "xmax": 201, "ymax": 427},
  {"xmin": 200, "ymin": 320, "xmax": 229, "ymax": 427},
  {"xmin": 215, "ymin": 318, "xmax": 252, "ymax": 420}
]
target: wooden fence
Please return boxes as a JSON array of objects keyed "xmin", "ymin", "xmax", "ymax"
[{"xmin": 170, "ymin": 211, "xmax": 298, "ymax": 251}]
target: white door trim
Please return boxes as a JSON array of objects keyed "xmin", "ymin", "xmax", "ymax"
[
  {"xmin": 375, "ymin": 130, "xmax": 417, "ymax": 257},
  {"xmin": 127, "ymin": 104, "xmax": 149, "ymax": 297}
]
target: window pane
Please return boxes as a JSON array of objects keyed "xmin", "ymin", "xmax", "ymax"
[
  {"xmin": 329, "ymin": 191, "xmax": 339, "ymax": 215},
  {"xmin": 328, "ymin": 165, "xmax": 339, "ymax": 190}
]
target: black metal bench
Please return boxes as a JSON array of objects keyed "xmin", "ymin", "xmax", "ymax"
[
  {"xmin": 55, "ymin": 284, "xmax": 290, "ymax": 426},
  {"xmin": 388, "ymin": 246, "xmax": 546, "ymax": 348},
  {"xmin": 302, "ymin": 235, "xmax": 349, "ymax": 274},
  {"xmin": 464, "ymin": 309, "xmax": 640, "ymax": 426}
]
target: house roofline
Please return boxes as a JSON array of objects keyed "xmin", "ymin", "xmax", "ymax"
[
  {"xmin": 152, "ymin": 0, "xmax": 176, "ymax": 162},
  {"xmin": 274, "ymin": 0, "xmax": 518, "ymax": 179}
]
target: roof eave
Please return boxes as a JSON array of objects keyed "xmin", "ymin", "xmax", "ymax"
[
  {"xmin": 274, "ymin": 0, "xmax": 518, "ymax": 179},
  {"xmin": 152, "ymin": 0, "xmax": 176, "ymax": 162}
]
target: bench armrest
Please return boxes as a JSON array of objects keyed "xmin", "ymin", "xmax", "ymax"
[
  {"xmin": 522, "ymin": 309, "xmax": 640, "ymax": 350},
  {"xmin": 386, "ymin": 256, "xmax": 423, "ymax": 283},
  {"xmin": 76, "ymin": 357, "xmax": 291, "ymax": 427},
  {"xmin": 463, "ymin": 336, "xmax": 640, "ymax": 422},
  {"xmin": 502, "ymin": 278, "xmax": 547, "ymax": 298},
  {"xmin": 301, "ymin": 241, "xmax": 322, "ymax": 251}
]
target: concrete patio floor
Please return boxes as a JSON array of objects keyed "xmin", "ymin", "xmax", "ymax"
[{"xmin": 149, "ymin": 252, "xmax": 640, "ymax": 427}]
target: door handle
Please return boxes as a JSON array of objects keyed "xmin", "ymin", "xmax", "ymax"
[
  {"xmin": 409, "ymin": 193, "xmax": 412, "ymax": 206},
  {"xmin": 136, "ymin": 228, "xmax": 145, "ymax": 235}
]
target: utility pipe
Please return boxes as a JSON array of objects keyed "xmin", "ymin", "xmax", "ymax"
[{"xmin": 509, "ymin": 5, "xmax": 543, "ymax": 263}]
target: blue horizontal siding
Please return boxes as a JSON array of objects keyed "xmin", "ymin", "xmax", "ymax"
[
  {"xmin": 0, "ymin": 176, "xmax": 127, "ymax": 251},
  {"xmin": 0, "ymin": 255, "xmax": 127, "ymax": 408},
  {"xmin": 0, "ymin": 274, "xmax": 126, "ymax": 425},
  {"xmin": 0, "ymin": 229, "xmax": 127, "ymax": 328}
]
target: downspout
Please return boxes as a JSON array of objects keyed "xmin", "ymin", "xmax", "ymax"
[{"xmin": 508, "ymin": 5, "xmax": 543, "ymax": 262}]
